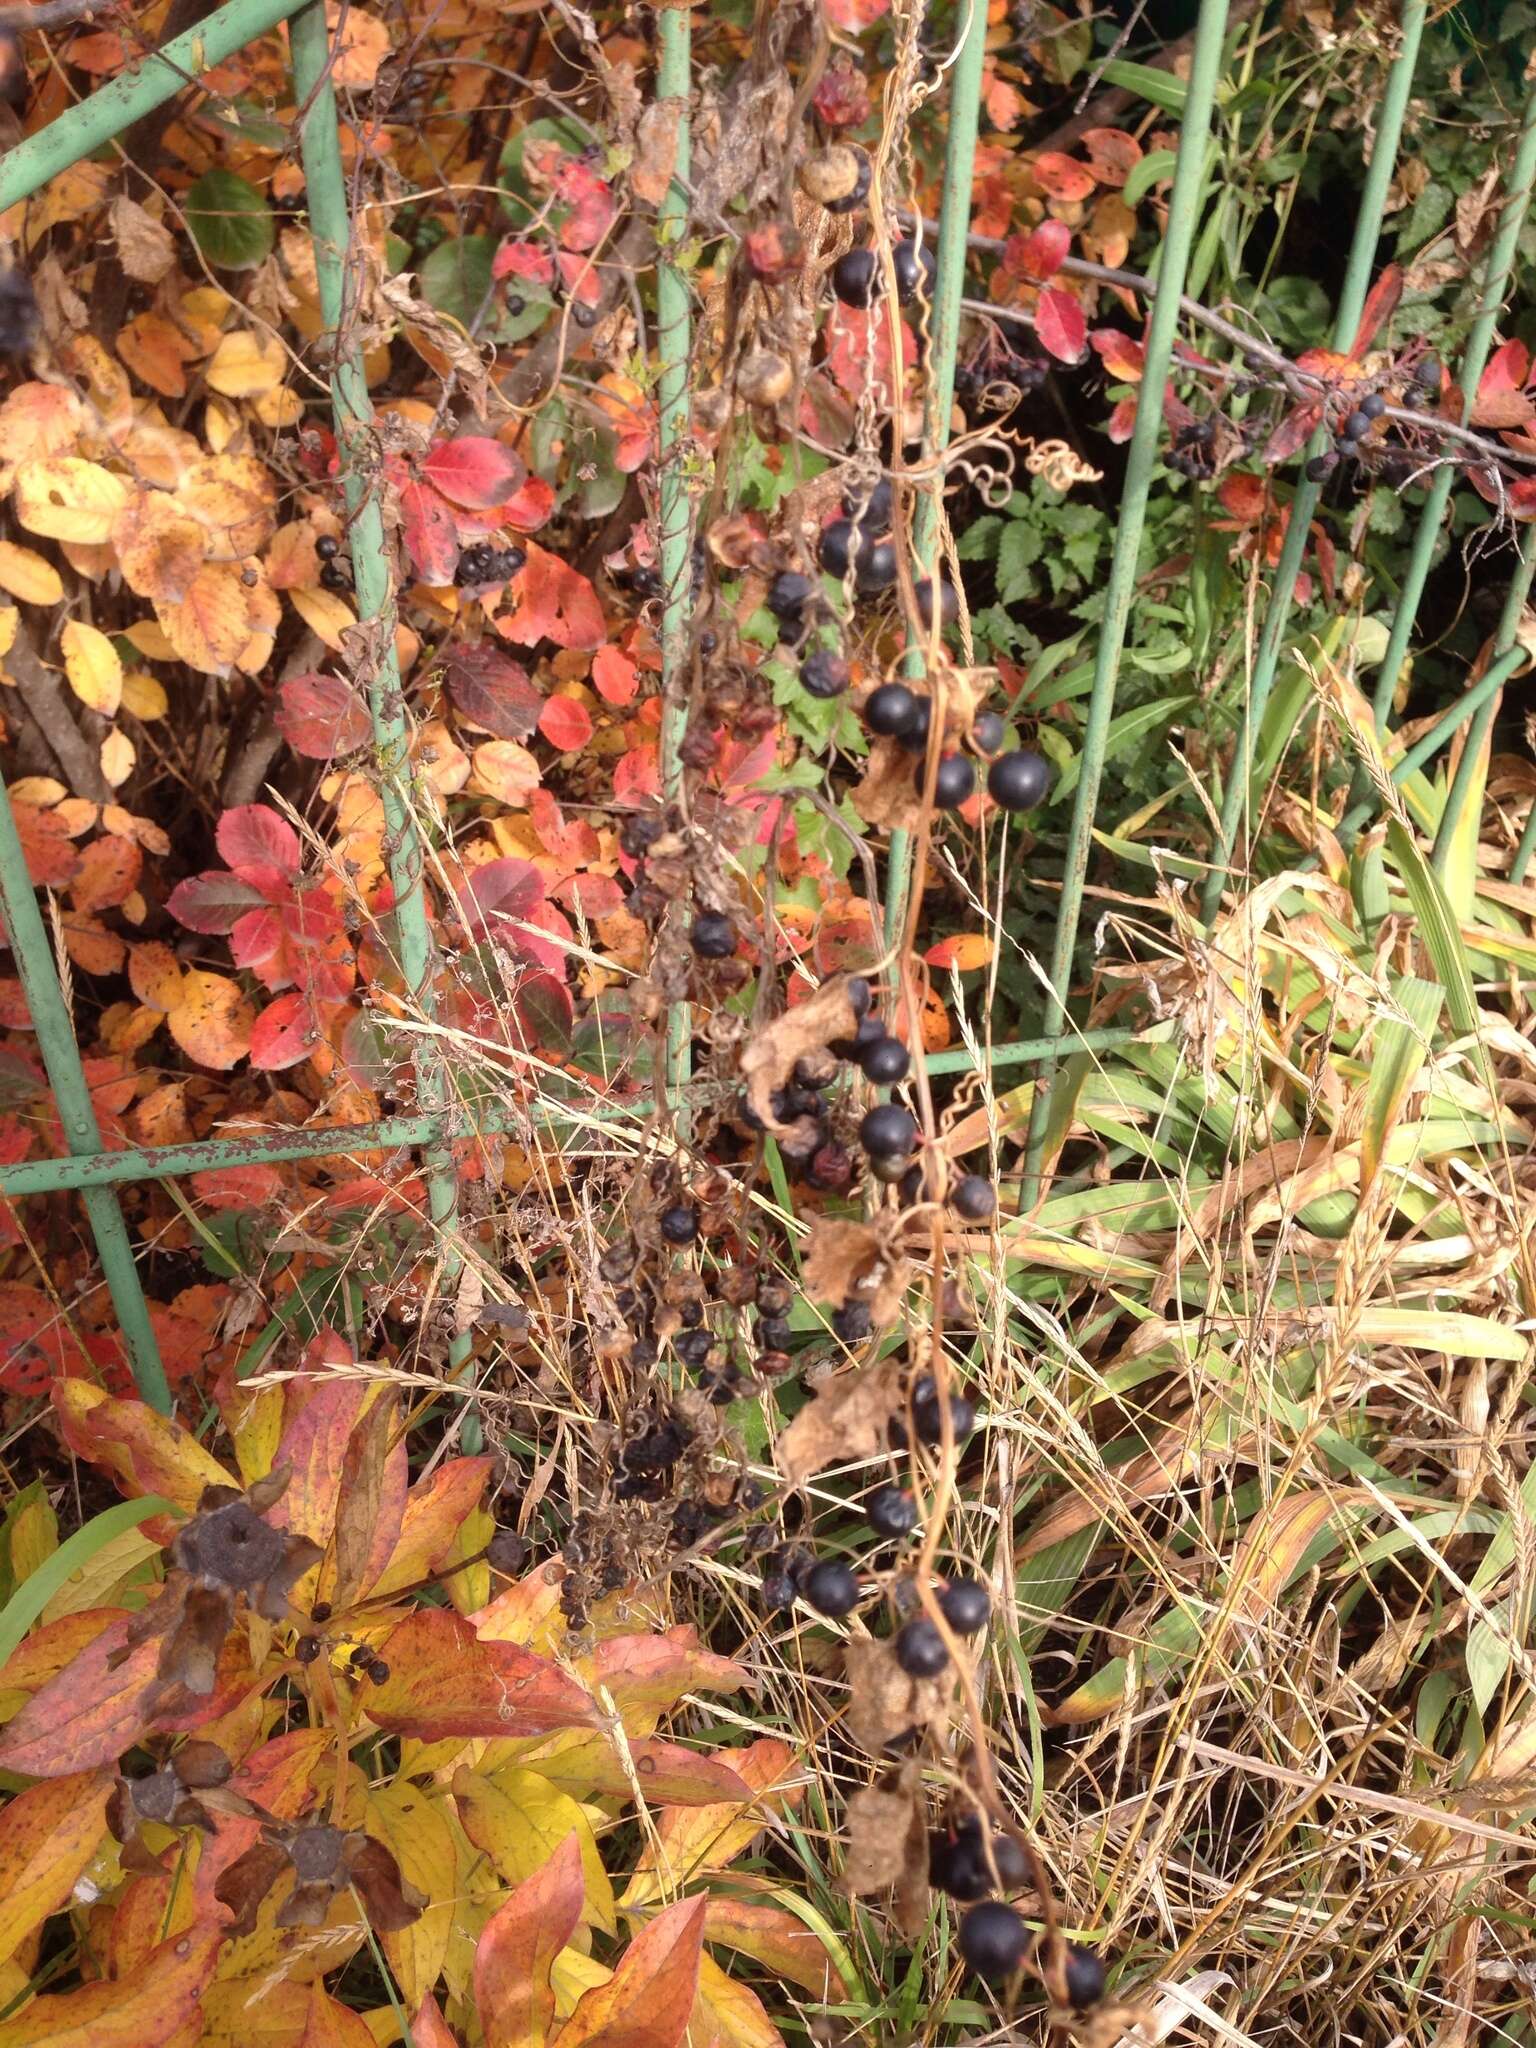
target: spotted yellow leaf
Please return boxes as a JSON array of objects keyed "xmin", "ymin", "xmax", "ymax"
[
  {"xmin": 167, "ymin": 968, "xmax": 254, "ymax": 1069},
  {"xmin": 121, "ymin": 670, "xmax": 168, "ymax": 720},
  {"xmin": 289, "ymin": 583, "xmax": 357, "ymax": 651},
  {"xmin": 99, "ymin": 728, "xmax": 135, "ymax": 788},
  {"xmin": 205, "ymin": 329, "xmax": 287, "ymax": 399},
  {"xmin": 14, "ymin": 457, "xmax": 129, "ymax": 545},
  {"xmin": 61, "ymin": 620, "xmax": 123, "ymax": 716},
  {"xmin": 121, "ymin": 619, "xmax": 175, "ymax": 661},
  {"xmin": 0, "ymin": 542, "xmax": 63, "ymax": 606}
]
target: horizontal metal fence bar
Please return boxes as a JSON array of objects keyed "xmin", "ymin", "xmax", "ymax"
[
  {"xmin": 0, "ymin": 0, "xmax": 306, "ymax": 213},
  {"xmin": 923, "ymin": 1027, "xmax": 1147, "ymax": 1076}
]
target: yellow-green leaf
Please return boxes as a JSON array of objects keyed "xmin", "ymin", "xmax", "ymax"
[{"xmin": 61, "ymin": 620, "xmax": 123, "ymax": 716}]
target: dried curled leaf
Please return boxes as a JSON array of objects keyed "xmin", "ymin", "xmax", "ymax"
[
  {"xmin": 775, "ymin": 1362, "xmax": 902, "ymax": 1486},
  {"xmin": 842, "ymin": 1760, "xmax": 929, "ymax": 1936},
  {"xmin": 844, "ymin": 1634, "xmax": 951, "ymax": 1759},
  {"xmin": 215, "ymin": 1819, "xmax": 425, "ymax": 1938},
  {"xmin": 851, "ymin": 735, "xmax": 926, "ymax": 833},
  {"xmin": 739, "ymin": 977, "xmax": 861, "ymax": 1134},
  {"xmin": 802, "ymin": 1217, "xmax": 910, "ymax": 1329}
]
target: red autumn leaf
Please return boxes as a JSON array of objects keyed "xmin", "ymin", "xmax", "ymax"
[
  {"xmin": 0, "ymin": 1282, "xmax": 94, "ymax": 1395},
  {"xmin": 592, "ymin": 644, "xmax": 639, "ymax": 704},
  {"xmin": 1479, "ymin": 339, "xmax": 1531, "ymax": 397},
  {"xmin": 1348, "ymin": 262, "xmax": 1403, "ymax": 360},
  {"xmin": 1216, "ymin": 473, "xmax": 1269, "ymax": 523},
  {"xmin": 460, "ymin": 856, "xmax": 546, "ymax": 937},
  {"xmin": 270, "ymin": 1380, "xmax": 406, "ymax": 1589},
  {"xmin": 502, "ymin": 473, "xmax": 557, "ymax": 532},
  {"xmin": 823, "ymin": 0, "xmax": 889, "ymax": 24},
  {"xmin": 441, "ymin": 640, "xmax": 544, "ymax": 738},
  {"xmin": 1106, "ymin": 395, "xmax": 1138, "ymax": 442},
  {"xmin": 1080, "ymin": 126, "xmax": 1143, "ymax": 187},
  {"xmin": 554, "ymin": 160, "xmax": 617, "ymax": 253},
  {"xmin": 500, "ymin": 542, "xmax": 606, "ymax": 651},
  {"xmin": 535, "ymin": 1733, "xmax": 751, "ymax": 1807},
  {"xmin": 1036, "ymin": 287, "xmax": 1087, "ymax": 365},
  {"xmin": 166, "ymin": 870, "xmax": 268, "ymax": 935},
  {"xmin": 1003, "ymin": 219, "xmax": 1070, "ymax": 282},
  {"xmin": 473, "ymin": 1833, "xmax": 585, "ymax": 2048},
  {"xmin": 70, "ymin": 836, "xmax": 141, "ymax": 913},
  {"xmin": 981, "ymin": 69, "xmax": 1025, "ymax": 133},
  {"xmin": 558, "ymin": 1894, "xmax": 707, "ymax": 2048},
  {"xmin": 248, "ymin": 991, "xmax": 315, "ymax": 1070},
  {"xmin": 275, "ymin": 673, "xmax": 373, "ymax": 759},
  {"xmin": 539, "ymin": 696, "xmax": 595, "ymax": 751},
  {"xmin": 584, "ymin": 1625, "xmax": 746, "ymax": 1730},
  {"xmin": 555, "ymin": 250, "xmax": 605, "ymax": 308},
  {"xmin": 423, "ymin": 436, "xmax": 529, "ymax": 511},
  {"xmin": 366, "ymin": 1608, "xmax": 599, "ymax": 1738},
  {"xmin": 613, "ymin": 741, "xmax": 662, "ymax": 806},
  {"xmin": 11, "ymin": 804, "xmax": 79, "ymax": 889},
  {"xmin": 1090, "ymin": 327, "xmax": 1145, "ymax": 381},
  {"xmin": 411, "ymin": 1997, "xmax": 460, "ymax": 2048},
  {"xmin": 824, "ymin": 303, "xmax": 914, "ymax": 407},
  {"xmin": 0, "ymin": 1924, "xmax": 221, "ymax": 2046},
  {"xmin": 217, "ymin": 804, "xmax": 301, "ymax": 879},
  {"xmin": 492, "ymin": 237, "xmax": 556, "ymax": 285},
  {"xmin": 401, "ymin": 479, "xmax": 461, "ymax": 585},
  {"xmin": 188, "ymin": 1162, "xmax": 283, "ymax": 1210},
  {"xmin": 1032, "ymin": 152, "xmax": 1096, "ymax": 202},
  {"xmin": 1263, "ymin": 400, "xmax": 1324, "ymax": 467}
]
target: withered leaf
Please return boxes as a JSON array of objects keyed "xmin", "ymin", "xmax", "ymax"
[
  {"xmin": 214, "ymin": 1821, "xmax": 424, "ymax": 1938},
  {"xmin": 775, "ymin": 1362, "xmax": 902, "ymax": 1486},
  {"xmin": 802, "ymin": 1217, "xmax": 911, "ymax": 1329},
  {"xmin": 851, "ymin": 735, "xmax": 925, "ymax": 834},
  {"xmin": 109, "ymin": 194, "xmax": 177, "ymax": 284},
  {"xmin": 739, "ymin": 977, "xmax": 862, "ymax": 1133},
  {"xmin": 842, "ymin": 1760, "xmax": 929, "ymax": 1936},
  {"xmin": 844, "ymin": 1634, "xmax": 951, "ymax": 1759},
  {"xmin": 632, "ymin": 99, "xmax": 683, "ymax": 207},
  {"xmin": 332, "ymin": 1393, "xmax": 397, "ymax": 1611}
]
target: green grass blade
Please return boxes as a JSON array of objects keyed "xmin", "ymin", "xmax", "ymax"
[{"xmin": 0, "ymin": 1495, "xmax": 175, "ymax": 1671}]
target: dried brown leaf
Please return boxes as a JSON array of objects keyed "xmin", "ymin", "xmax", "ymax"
[
  {"xmin": 632, "ymin": 100, "xmax": 683, "ymax": 207},
  {"xmin": 775, "ymin": 1363, "xmax": 902, "ymax": 1485},
  {"xmin": 843, "ymin": 1634, "xmax": 950, "ymax": 1758},
  {"xmin": 739, "ymin": 977, "xmax": 861, "ymax": 1133},
  {"xmin": 109, "ymin": 195, "xmax": 177, "ymax": 284},
  {"xmin": 851, "ymin": 736, "xmax": 924, "ymax": 833},
  {"xmin": 802, "ymin": 1217, "xmax": 911, "ymax": 1328},
  {"xmin": 842, "ymin": 1761, "xmax": 928, "ymax": 1933}
]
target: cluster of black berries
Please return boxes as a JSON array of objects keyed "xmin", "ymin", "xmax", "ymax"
[
  {"xmin": 294, "ymin": 1603, "xmax": 390, "ymax": 1684},
  {"xmin": 1166, "ymin": 416, "xmax": 1218, "ymax": 480},
  {"xmin": 954, "ymin": 346, "xmax": 1049, "ymax": 410},
  {"xmin": 455, "ymin": 540, "xmax": 527, "ymax": 587},
  {"xmin": 863, "ymin": 682, "xmax": 1052, "ymax": 814},
  {"xmin": 830, "ymin": 237, "xmax": 938, "ymax": 311},
  {"xmin": 315, "ymin": 532, "xmax": 351, "ymax": 592}
]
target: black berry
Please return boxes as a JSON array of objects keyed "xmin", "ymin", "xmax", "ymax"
[
  {"xmin": 659, "ymin": 1204, "xmax": 699, "ymax": 1244},
  {"xmin": 892, "ymin": 237, "xmax": 937, "ymax": 305},
  {"xmin": 315, "ymin": 534, "xmax": 339, "ymax": 560},
  {"xmin": 972, "ymin": 710, "xmax": 1005, "ymax": 755},
  {"xmin": 1335, "ymin": 436, "xmax": 1360, "ymax": 458},
  {"xmin": 895, "ymin": 697, "xmax": 933, "ymax": 753},
  {"xmin": 894, "ymin": 1616, "xmax": 949, "ymax": 1677},
  {"xmin": 1415, "ymin": 354, "xmax": 1442, "ymax": 392},
  {"xmin": 846, "ymin": 975, "xmax": 873, "ymax": 1019},
  {"xmin": 959, "ymin": 1901, "xmax": 1028, "ymax": 1982},
  {"xmin": 760, "ymin": 1571, "xmax": 797, "ymax": 1613},
  {"xmin": 843, "ymin": 478, "xmax": 892, "ymax": 529},
  {"xmin": 320, "ymin": 561, "xmax": 350, "ymax": 591},
  {"xmin": 675, "ymin": 1327, "xmax": 715, "ymax": 1367},
  {"xmin": 832, "ymin": 247, "xmax": 879, "ymax": 307},
  {"xmin": 295, "ymin": 1634, "xmax": 322, "ymax": 1664},
  {"xmin": 1062, "ymin": 1944, "xmax": 1108, "ymax": 2008},
  {"xmin": 691, "ymin": 911, "xmax": 735, "ymax": 958},
  {"xmin": 865, "ymin": 682, "xmax": 921, "ymax": 738},
  {"xmin": 801, "ymin": 1558, "xmax": 861, "ymax": 1617},
  {"xmin": 915, "ymin": 577, "xmax": 959, "ymax": 630},
  {"xmin": 801, "ymin": 648, "xmax": 851, "ymax": 700},
  {"xmin": 1305, "ymin": 452, "xmax": 1338, "ymax": 483},
  {"xmin": 620, "ymin": 813, "xmax": 665, "ymax": 858},
  {"xmin": 939, "ymin": 1577, "xmax": 990, "ymax": 1635},
  {"xmin": 859, "ymin": 1104, "xmax": 917, "ymax": 1158},
  {"xmin": 912, "ymin": 1374, "xmax": 977, "ymax": 1446},
  {"xmin": 855, "ymin": 540, "xmax": 899, "ymax": 593},
  {"xmin": 866, "ymin": 1484, "xmax": 918, "ymax": 1538},
  {"xmin": 858, "ymin": 1034, "xmax": 910, "ymax": 1084},
  {"xmin": 830, "ymin": 1300, "xmax": 873, "ymax": 1343},
  {"xmin": 1343, "ymin": 408, "xmax": 1371, "ymax": 441},
  {"xmin": 1360, "ymin": 391, "xmax": 1386, "ymax": 419},
  {"xmin": 768, "ymin": 570, "xmax": 817, "ymax": 619},
  {"xmin": 819, "ymin": 519, "xmax": 857, "ymax": 576},
  {"xmin": 951, "ymin": 1174, "xmax": 996, "ymax": 1221},
  {"xmin": 930, "ymin": 1830, "xmax": 989, "ymax": 1901},
  {"xmin": 310, "ymin": 1602, "xmax": 333, "ymax": 1623},
  {"xmin": 367, "ymin": 1659, "xmax": 391, "ymax": 1685},
  {"xmin": 987, "ymin": 750, "xmax": 1050, "ymax": 811},
  {"xmin": 933, "ymin": 754, "xmax": 976, "ymax": 809}
]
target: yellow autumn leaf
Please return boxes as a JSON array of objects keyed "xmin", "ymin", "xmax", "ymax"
[
  {"xmin": 120, "ymin": 670, "xmax": 168, "ymax": 720},
  {"xmin": 328, "ymin": 2, "xmax": 390, "ymax": 86},
  {"xmin": 471, "ymin": 740, "xmax": 541, "ymax": 805},
  {"xmin": 203, "ymin": 397, "xmax": 240, "ymax": 452},
  {"xmin": 0, "ymin": 542, "xmax": 63, "ymax": 606},
  {"xmin": 9, "ymin": 777, "xmax": 64, "ymax": 807},
  {"xmin": 176, "ymin": 454, "xmax": 277, "ymax": 557},
  {"xmin": 14, "ymin": 457, "xmax": 129, "ymax": 545},
  {"xmin": 453, "ymin": 1766, "xmax": 616, "ymax": 1933},
  {"xmin": 155, "ymin": 561, "xmax": 256, "ymax": 674},
  {"xmin": 251, "ymin": 385, "xmax": 305, "ymax": 428},
  {"xmin": 99, "ymin": 729, "xmax": 136, "ymax": 788},
  {"xmin": 205, "ymin": 329, "xmax": 287, "ymax": 399},
  {"xmin": 112, "ymin": 490, "xmax": 206, "ymax": 604},
  {"xmin": 289, "ymin": 582, "xmax": 357, "ymax": 650},
  {"xmin": 0, "ymin": 607, "xmax": 17, "ymax": 668},
  {"xmin": 61, "ymin": 620, "xmax": 123, "ymax": 716},
  {"xmin": 166, "ymin": 969, "xmax": 254, "ymax": 1070},
  {"xmin": 121, "ymin": 619, "xmax": 175, "ymax": 661},
  {"xmin": 364, "ymin": 1783, "xmax": 459, "ymax": 2009}
]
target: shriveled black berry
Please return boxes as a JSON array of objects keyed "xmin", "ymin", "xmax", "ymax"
[
  {"xmin": 675, "ymin": 1327, "xmax": 715, "ymax": 1367},
  {"xmin": 315, "ymin": 534, "xmax": 339, "ymax": 560},
  {"xmin": 620, "ymin": 813, "xmax": 665, "ymax": 858},
  {"xmin": 865, "ymin": 682, "xmax": 921, "ymax": 738},
  {"xmin": 1343, "ymin": 408, "xmax": 1371, "ymax": 441},
  {"xmin": 367, "ymin": 1659, "xmax": 391, "ymax": 1684},
  {"xmin": 801, "ymin": 1558, "xmax": 861, "ymax": 1617},
  {"xmin": 1305, "ymin": 452, "xmax": 1338, "ymax": 483},
  {"xmin": 1062, "ymin": 1944, "xmax": 1108, "ymax": 2009},
  {"xmin": 859, "ymin": 1104, "xmax": 917, "ymax": 1158},
  {"xmin": 858, "ymin": 1034, "xmax": 910, "ymax": 1084},
  {"xmin": 756, "ymin": 1275, "xmax": 794, "ymax": 1316},
  {"xmin": 893, "ymin": 1615, "xmax": 949, "ymax": 1677},
  {"xmin": 768, "ymin": 570, "xmax": 817, "ymax": 619},
  {"xmin": 1360, "ymin": 391, "xmax": 1386, "ymax": 420},
  {"xmin": 758, "ymin": 1316, "xmax": 792, "ymax": 1351},
  {"xmin": 832, "ymin": 247, "xmax": 879, "ymax": 307},
  {"xmin": 939, "ymin": 1577, "xmax": 990, "ymax": 1635},
  {"xmin": 295, "ymin": 1634, "xmax": 322, "ymax": 1664},
  {"xmin": 761, "ymin": 1570, "xmax": 797, "ymax": 1613},
  {"xmin": 830, "ymin": 1300, "xmax": 873, "ymax": 1343},
  {"xmin": 892, "ymin": 237, "xmax": 937, "ymax": 305},
  {"xmin": 659, "ymin": 1204, "xmax": 699, "ymax": 1244},
  {"xmin": 691, "ymin": 910, "xmax": 736, "ymax": 959},
  {"xmin": 933, "ymin": 754, "xmax": 976, "ymax": 809},
  {"xmin": 951, "ymin": 1174, "xmax": 996, "ymax": 1221},
  {"xmin": 987, "ymin": 749, "xmax": 1050, "ymax": 811},
  {"xmin": 866, "ymin": 1484, "xmax": 918, "ymax": 1538},
  {"xmin": 959, "ymin": 1900, "xmax": 1028, "ymax": 1982},
  {"xmin": 801, "ymin": 648, "xmax": 851, "ymax": 699}
]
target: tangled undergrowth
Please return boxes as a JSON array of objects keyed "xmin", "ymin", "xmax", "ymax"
[{"xmin": 0, "ymin": 2, "xmax": 1535, "ymax": 2047}]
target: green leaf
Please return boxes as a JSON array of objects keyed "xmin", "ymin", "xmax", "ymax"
[
  {"xmin": 419, "ymin": 235, "xmax": 537, "ymax": 340},
  {"xmin": 0, "ymin": 1496, "xmax": 175, "ymax": 1671},
  {"xmin": 1098, "ymin": 58, "xmax": 1188, "ymax": 111},
  {"xmin": 1052, "ymin": 695, "xmax": 1195, "ymax": 803},
  {"xmin": 186, "ymin": 169, "xmax": 274, "ymax": 271},
  {"xmin": 1123, "ymin": 147, "xmax": 1179, "ymax": 207},
  {"xmin": 1384, "ymin": 819, "xmax": 1479, "ymax": 1035}
]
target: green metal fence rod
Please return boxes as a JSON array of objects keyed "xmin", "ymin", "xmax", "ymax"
[
  {"xmin": 1197, "ymin": 0, "xmax": 1428, "ymax": 926},
  {"xmin": 886, "ymin": 0, "xmax": 989, "ymax": 951},
  {"xmin": 1022, "ymin": 0, "xmax": 1233, "ymax": 1192},
  {"xmin": 656, "ymin": 2, "xmax": 693, "ymax": 1125},
  {"xmin": 1366, "ymin": 82, "xmax": 1536, "ymax": 746},
  {"xmin": 290, "ymin": 3, "xmax": 479, "ymax": 1446},
  {"xmin": 0, "ymin": 0, "xmax": 304, "ymax": 213},
  {"xmin": 0, "ymin": 784, "xmax": 169, "ymax": 1408},
  {"xmin": 1430, "ymin": 527, "xmax": 1536, "ymax": 876},
  {"xmin": 923, "ymin": 1026, "xmax": 1149, "ymax": 1077}
]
